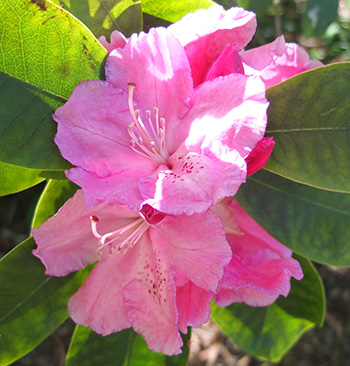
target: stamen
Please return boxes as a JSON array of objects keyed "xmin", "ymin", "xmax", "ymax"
[
  {"xmin": 127, "ymin": 83, "xmax": 169, "ymax": 165},
  {"xmin": 90, "ymin": 215, "xmax": 148, "ymax": 256}
]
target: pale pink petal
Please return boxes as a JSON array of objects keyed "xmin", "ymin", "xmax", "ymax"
[
  {"xmin": 68, "ymin": 239, "xmax": 144, "ymax": 335},
  {"xmin": 105, "ymin": 28, "xmax": 193, "ymax": 154},
  {"xmin": 139, "ymin": 150, "xmax": 246, "ymax": 215},
  {"xmin": 204, "ymin": 43, "xmax": 244, "ymax": 82},
  {"xmin": 67, "ymin": 167, "xmax": 146, "ymax": 211},
  {"xmin": 214, "ymin": 198, "xmax": 303, "ymax": 307},
  {"xmin": 54, "ymin": 80, "xmax": 156, "ymax": 177},
  {"xmin": 246, "ymin": 137, "xmax": 275, "ymax": 176},
  {"xmin": 99, "ymin": 30, "xmax": 127, "ymax": 53},
  {"xmin": 149, "ymin": 210, "xmax": 231, "ymax": 292},
  {"xmin": 124, "ymin": 275, "xmax": 182, "ymax": 355},
  {"xmin": 241, "ymin": 36, "xmax": 323, "ymax": 88},
  {"xmin": 176, "ymin": 281, "xmax": 213, "ymax": 333},
  {"xmin": 168, "ymin": 5, "xmax": 256, "ymax": 86},
  {"xmin": 183, "ymin": 73, "xmax": 268, "ymax": 159},
  {"xmin": 215, "ymin": 287, "xmax": 279, "ymax": 307},
  {"xmin": 31, "ymin": 190, "xmax": 138, "ymax": 276}
]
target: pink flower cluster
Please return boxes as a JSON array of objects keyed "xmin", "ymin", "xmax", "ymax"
[{"xmin": 32, "ymin": 6, "xmax": 321, "ymax": 355}]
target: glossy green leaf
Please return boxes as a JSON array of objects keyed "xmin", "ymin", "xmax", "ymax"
[
  {"xmin": 141, "ymin": 0, "xmax": 215, "ymax": 23},
  {"xmin": 0, "ymin": 0, "xmax": 107, "ymax": 170},
  {"xmin": 303, "ymin": 0, "xmax": 339, "ymax": 37},
  {"xmin": 0, "ymin": 237, "xmax": 89, "ymax": 366},
  {"xmin": 32, "ymin": 179, "xmax": 78, "ymax": 228},
  {"xmin": 236, "ymin": 170, "xmax": 350, "ymax": 266},
  {"xmin": 211, "ymin": 254, "xmax": 323, "ymax": 362},
  {"xmin": 265, "ymin": 63, "xmax": 350, "ymax": 193},
  {"xmin": 276, "ymin": 254, "xmax": 325, "ymax": 327},
  {"xmin": 66, "ymin": 325, "xmax": 191, "ymax": 366},
  {"xmin": 0, "ymin": 162, "xmax": 45, "ymax": 196},
  {"xmin": 56, "ymin": 0, "xmax": 142, "ymax": 38},
  {"xmin": 0, "ymin": 71, "xmax": 70, "ymax": 171}
]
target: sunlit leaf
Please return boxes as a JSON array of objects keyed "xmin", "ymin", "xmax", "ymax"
[
  {"xmin": 266, "ymin": 63, "xmax": 350, "ymax": 193},
  {"xmin": 211, "ymin": 254, "xmax": 324, "ymax": 362},
  {"xmin": 66, "ymin": 325, "xmax": 191, "ymax": 366},
  {"xmin": 236, "ymin": 170, "xmax": 350, "ymax": 266},
  {"xmin": 0, "ymin": 237, "xmax": 89, "ymax": 366},
  {"xmin": 32, "ymin": 178, "xmax": 78, "ymax": 228},
  {"xmin": 0, "ymin": 0, "xmax": 107, "ymax": 170},
  {"xmin": 56, "ymin": 0, "xmax": 142, "ymax": 38},
  {"xmin": 141, "ymin": 0, "xmax": 215, "ymax": 23},
  {"xmin": 0, "ymin": 162, "xmax": 45, "ymax": 196}
]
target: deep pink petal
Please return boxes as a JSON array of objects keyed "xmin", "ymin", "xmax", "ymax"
[
  {"xmin": 54, "ymin": 80, "xmax": 156, "ymax": 177},
  {"xmin": 169, "ymin": 5, "xmax": 256, "ymax": 86},
  {"xmin": 149, "ymin": 210, "xmax": 231, "ymax": 292},
  {"xmin": 139, "ymin": 150, "xmax": 246, "ymax": 215},
  {"xmin": 67, "ymin": 167, "xmax": 147, "ymax": 211},
  {"xmin": 214, "ymin": 198, "xmax": 303, "ymax": 307},
  {"xmin": 105, "ymin": 28, "xmax": 193, "ymax": 154},
  {"xmin": 99, "ymin": 30, "xmax": 127, "ymax": 53},
  {"xmin": 176, "ymin": 281, "xmax": 213, "ymax": 333},
  {"xmin": 246, "ymin": 137, "xmax": 275, "ymax": 176},
  {"xmin": 31, "ymin": 190, "xmax": 138, "ymax": 276},
  {"xmin": 241, "ymin": 36, "xmax": 323, "ymax": 88},
  {"xmin": 204, "ymin": 43, "xmax": 244, "ymax": 81}
]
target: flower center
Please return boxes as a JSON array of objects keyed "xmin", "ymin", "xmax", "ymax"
[
  {"xmin": 127, "ymin": 83, "xmax": 169, "ymax": 165},
  {"xmin": 90, "ymin": 215, "xmax": 149, "ymax": 256}
]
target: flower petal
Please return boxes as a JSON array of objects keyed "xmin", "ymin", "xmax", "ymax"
[
  {"xmin": 246, "ymin": 137, "xmax": 275, "ymax": 176},
  {"xmin": 99, "ymin": 30, "xmax": 127, "ymax": 53},
  {"xmin": 32, "ymin": 190, "xmax": 137, "ymax": 276},
  {"xmin": 241, "ymin": 36, "xmax": 323, "ymax": 88},
  {"xmin": 149, "ymin": 210, "xmax": 231, "ymax": 292},
  {"xmin": 54, "ymin": 80, "xmax": 156, "ymax": 177},
  {"xmin": 183, "ymin": 73, "xmax": 268, "ymax": 159},
  {"xmin": 67, "ymin": 167, "xmax": 147, "ymax": 211},
  {"xmin": 204, "ymin": 43, "xmax": 245, "ymax": 82},
  {"xmin": 169, "ymin": 5, "xmax": 256, "ymax": 86},
  {"xmin": 139, "ymin": 150, "xmax": 246, "ymax": 215},
  {"xmin": 214, "ymin": 198, "xmax": 303, "ymax": 307},
  {"xmin": 176, "ymin": 281, "xmax": 213, "ymax": 333},
  {"xmin": 106, "ymin": 27, "xmax": 193, "ymax": 154}
]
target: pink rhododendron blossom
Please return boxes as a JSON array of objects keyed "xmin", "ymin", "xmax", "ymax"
[
  {"xmin": 32, "ymin": 190, "xmax": 231, "ymax": 355},
  {"xmin": 54, "ymin": 13, "xmax": 269, "ymax": 216},
  {"xmin": 212, "ymin": 198, "xmax": 303, "ymax": 307}
]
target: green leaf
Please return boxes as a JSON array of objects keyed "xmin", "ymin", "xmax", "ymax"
[
  {"xmin": 0, "ymin": 71, "xmax": 70, "ymax": 171},
  {"xmin": 303, "ymin": 0, "xmax": 339, "ymax": 37},
  {"xmin": 211, "ymin": 254, "xmax": 323, "ymax": 362},
  {"xmin": 141, "ymin": 0, "xmax": 215, "ymax": 23},
  {"xmin": 0, "ymin": 237, "xmax": 90, "ymax": 366},
  {"xmin": 32, "ymin": 179, "xmax": 78, "ymax": 228},
  {"xmin": 0, "ymin": 0, "xmax": 107, "ymax": 170},
  {"xmin": 0, "ymin": 162, "xmax": 45, "ymax": 196},
  {"xmin": 265, "ymin": 63, "xmax": 350, "ymax": 193},
  {"xmin": 276, "ymin": 254, "xmax": 325, "ymax": 327},
  {"xmin": 66, "ymin": 325, "xmax": 191, "ymax": 366},
  {"xmin": 236, "ymin": 170, "xmax": 350, "ymax": 266},
  {"xmin": 56, "ymin": 0, "xmax": 142, "ymax": 38}
]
